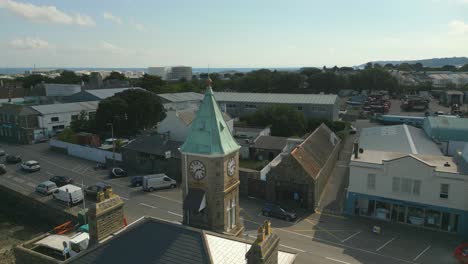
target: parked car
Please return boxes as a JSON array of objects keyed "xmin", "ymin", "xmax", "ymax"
[
  {"xmin": 35, "ymin": 181, "xmax": 58, "ymax": 195},
  {"xmin": 130, "ymin": 176, "xmax": 143, "ymax": 187},
  {"xmin": 110, "ymin": 168, "xmax": 127, "ymax": 178},
  {"xmin": 261, "ymin": 203, "xmax": 297, "ymax": 222},
  {"xmin": 0, "ymin": 164, "xmax": 6, "ymax": 175},
  {"xmin": 6, "ymin": 155, "xmax": 21, "ymax": 164},
  {"xmin": 454, "ymin": 243, "xmax": 468, "ymax": 263},
  {"xmin": 20, "ymin": 160, "xmax": 41, "ymax": 172},
  {"xmin": 84, "ymin": 182, "xmax": 111, "ymax": 200},
  {"xmin": 142, "ymin": 174, "xmax": 176, "ymax": 192},
  {"xmin": 0, "ymin": 149, "xmax": 5, "ymax": 156},
  {"xmin": 52, "ymin": 184, "xmax": 83, "ymax": 205},
  {"xmin": 49, "ymin": 176, "xmax": 74, "ymax": 187}
]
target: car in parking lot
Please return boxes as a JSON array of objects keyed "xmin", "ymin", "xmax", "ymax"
[
  {"xmin": 6, "ymin": 155, "xmax": 21, "ymax": 164},
  {"xmin": 454, "ymin": 243, "xmax": 468, "ymax": 263},
  {"xmin": 20, "ymin": 160, "xmax": 41, "ymax": 172},
  {"xmin": 110, "ymin": 167, "xmax": 127, "ymax": 178},
  {"xmin": 49, "ymin": 176, "xmax": 74, "ymax": 187},
  {"xmin": 84, "ymin": 182, "xmax": 111, "ymax": 200},
  {"xmin": 35, "ymin": 181, "xmax": 58, "ymax": 195},
  {"xmin": 0, "ymin": 164, "xmax": 6, "ymax": 175},
  {"xmin": 262, "ymin": 203, "xmax": 297, "ymax": 222},
  {"xmin": 0, "ymin": 149, "xmax": 5, "ymax": 156},
  {"xmin": 130, "ymin": 176, "xmax": 143, "ymax": 187}
]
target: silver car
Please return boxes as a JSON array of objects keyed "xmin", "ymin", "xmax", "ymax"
[{"xmin": 35, "ymin": 181, "xmax": 58, "ymax": 195}]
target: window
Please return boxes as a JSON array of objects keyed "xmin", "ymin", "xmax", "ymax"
[
  {"xmin": 297, "ymin": 106, "xmax": 303, "ymax": 111},
  {"xmin": 367, "ymin": 174, "xmax": 376, "ymax": 190},
  {"xmin": 401, "ymin": 178, "xmax": 412, "ymax": 194},
  {"xmin": 51, "ymin": 117, "xmax": 59, "ymax": 122},
  {"xmin": 226, "ymin": 104, "xmax": 237, "ymax": 108},
  {"xmin": 52, "ymin": 125, "xmax": 65, "ymax": 130},
  {"xmin": 227, "ymin": 195, "xmax": 236, "ymax": 230},
  {"xmin": 440, "ymin": 184, "xmax": 449, "ymax": 199},
  {"xmin": 245, "ymin": 104, "xmax": 257, "ymax": 109},
  {"xmin": 392, "ymin": 177, "xmax": 400, "ymax": 192},
  {"xmin": 71, "ymin": 114, "xmax": 79, "ymax": 121},
  {"xmin": 413, "ymin": 180, "xmax": 421, "ymax": 195}
]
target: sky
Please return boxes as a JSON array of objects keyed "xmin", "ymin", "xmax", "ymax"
[{"xmin": 0, "ymin": 0, "xmax": 468, "ymax": 68}]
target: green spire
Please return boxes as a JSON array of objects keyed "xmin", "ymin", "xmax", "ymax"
[{"xmin": 180, "ymin": 83, "xmax": 240, "ymax": 156}]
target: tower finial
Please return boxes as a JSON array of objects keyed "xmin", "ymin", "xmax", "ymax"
[{"xmin": 206, "ymin": 64, "xmax": 212, "ymax": 88}]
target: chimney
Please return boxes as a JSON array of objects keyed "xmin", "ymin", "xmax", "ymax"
[
  {"xmin": 246, "ymin": 220, "xmax": 280, "ymax": 264},
  {"xmin": 88, "ymin": 188, "xmax": 125, "ymax": 245},
  {"xmin": 353, "ymin": 142, "xmax": 359, "ymax": 159}
]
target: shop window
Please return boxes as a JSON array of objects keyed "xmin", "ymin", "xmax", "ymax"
[
  {"xmin": 406, "ymin": 206, "xmax": 424, "ymax": 226},
  {"xmin": 375, "ymin": 201, "xmax": 390, "ymax": 220},
  {"xmin": 367, "ymin": 174, "xmax": 376, "ymax": 190},
  {"xmin": 440, "ymin": 184, "xmax": 449, "ymax": 199},
  {"xmin": 425, "ymin": 210, "xmax": 441, "ymax": 229},
  {"xmin": 392, "ymin": 177, "xmax": 400, "ymax": 192}
]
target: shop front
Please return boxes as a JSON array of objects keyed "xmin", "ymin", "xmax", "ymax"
[{"xmin": 346, "ymin": 192, "xmax": 468, "ymax": 236}]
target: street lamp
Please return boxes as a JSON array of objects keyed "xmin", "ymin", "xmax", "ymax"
[{"xmin": 107, "ymin": 123, "xmax": 115, "ymax": 168}]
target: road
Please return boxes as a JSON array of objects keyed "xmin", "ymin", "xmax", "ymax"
[{"xmin": 0, "ymin": 142, "xmax": 460, "ymax": 264}]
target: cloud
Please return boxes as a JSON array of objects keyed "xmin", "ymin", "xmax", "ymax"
[
  {"xmin": 9, "ymin": 37, "xmax": 49, "ymax": 49},
  {"xmin": 99, "ymin": 41, "xmax": 125, "ymax": 54},
  {"xmin": 0, "ymin": 0, "xmax": 95, "ymax": 26},
  {"xmin": 449, "ymin": 20, "xmax": 468, "ymax": 35},
  {"xmin": 133, "ymin": 22, "xmax": 147, "ymax": 32},
  {"xmin": 103, "ymin": 11, "xmax": 122, "ymax": 24}
]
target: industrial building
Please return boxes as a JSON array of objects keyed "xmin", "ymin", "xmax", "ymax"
[
  {"xmin": 346, "ymin": 124, "xmax": 468, "ymax": 237},
  {"xmin": 423, "ymin": 116, "xmax": 468, "ymax": 155},
  {"xmin": 215, "ymin": 92, "xmax": 339, "ymax": 121}
]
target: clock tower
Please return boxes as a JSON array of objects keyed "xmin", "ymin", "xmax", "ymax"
[{"xmin": 179, "ymin": 79, "xmax": 243, "ymax": 236}]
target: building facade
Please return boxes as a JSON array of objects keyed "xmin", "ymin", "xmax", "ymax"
[
  {"xmin": 214, "ymin": 92, "xmax": 339, "ymax": 121},
  {"xmin": 147, "ymin": 67, "xmax": 169, "ymax": 80},
  {"xmin": 168, "ymin": 66, "xmax": 192, "ymax": 81},
  {"xmin": 0, "ymin": 104, "xmax": 42, "ymax": 144},
  {"xmin": 179, "ymin": 81, "xmax": 243, "ymax": 236}
]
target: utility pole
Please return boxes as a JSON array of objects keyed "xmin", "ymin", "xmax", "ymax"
[{"xmin": 107, "ymin": 123, "xmax": 115, "ymax": 168}]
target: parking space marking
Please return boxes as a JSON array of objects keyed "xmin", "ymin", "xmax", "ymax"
[
  {"xmin": 294, "ymin": 217, "xmax": 302, "ymax": 224},
  {"xmin": 325, "ymin": 257, "xmax": 351, "ymax": 264},
  {"xmin": 304, "ymin": 218, "xmax": 342, "ymax": 242},
  {"xmin": 168, "ymin": 211, "xmax": 182, "ymax": 217},
  {"xmin": 341, "ymin": 230, "xmax": 362, "ymax": 242},
  {"xmin": 46, "ymin": 171, "xmax": 54, "ymax": 176},
  {"xmin": 139, "ymin": 203, "xmax": 158, "ymax": 209},
  {"xmin": 376, "ymin": 237, "xmax": 396, "ymax": 251},
  {"xmin": 13, "ymin": 177, "xmax": 25, "ymax": 183},
  {"xmin": 149, "ymin": 193, "xmax": 182, "ymax": 204},
  {"xmin": 413, "ymin": 245, "xmax": 431, "ymax": 261},
  {"xmin": 120, "ymin": 196, "xmax": 129, "ymax": 201},
  {"xmin": 26, "ymin": 182, "xmax": 36, "ymax": 188},
  {"xmin": 279, "ymin": 244, "xmax": 305, "ymax": 253}
]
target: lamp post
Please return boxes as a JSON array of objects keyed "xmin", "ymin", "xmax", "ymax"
[{"xmin": 107, "ymin": 123, "xmax": 115, "ymax": 168}]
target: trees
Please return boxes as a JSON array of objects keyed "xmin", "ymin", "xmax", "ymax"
[
  {"xmin": 459, "ymin": 64, "xmax": 468, "ymax": 72},
  {"xmin": 53, "ymin": 70, "xmax": 81, "ymax": 84},
  {"xmin": 242, "ymin": 105, "xmax": 306, "ymax": 137},
  {"xmin": 104, "ymin": 71, "xmax": 126, "ymax": 81},
  {"xmin": 133, "ymin": 74, "xmax": 166, "ymax": 91},
  {"xmin": 95, "ymin": 89, "xmax": 166, "ymax": 137},
  {"xmin": 70, "ymin": 111, "xmax": 92, "ymax": 133}
]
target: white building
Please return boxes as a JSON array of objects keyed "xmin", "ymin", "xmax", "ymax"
[
  {"xmin": 31, "ymin": 101, "xmax": 99, "ymax": 134},
  {"xmin": 345, "ymin": 124, "xmax": 468, "ymax": 237},
  {"xmin": 157, "ymin": 108, "xmax": 233, "ymax": 142},
  {"xmin": 147, "ymin": 67, "xmax": 169, "ymax": 80}
]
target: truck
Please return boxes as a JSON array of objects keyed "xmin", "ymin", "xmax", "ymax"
[{"xmin": 142, "ymin": 174, "xmax": 177, "ymax": 192}]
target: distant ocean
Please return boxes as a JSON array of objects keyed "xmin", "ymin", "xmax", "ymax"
[{"xmin": 0, "ymin": 67, "xmax": 300, "ymax": 75}]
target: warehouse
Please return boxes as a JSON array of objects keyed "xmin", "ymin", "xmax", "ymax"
[{"xmin": 214, "ymin": 92, "xmax": 339, "ymax": 121}]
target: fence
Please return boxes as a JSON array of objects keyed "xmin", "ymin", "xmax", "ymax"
[{"xmin": 49, "ymin": 139, "xmax": 122, "ymax": 163}]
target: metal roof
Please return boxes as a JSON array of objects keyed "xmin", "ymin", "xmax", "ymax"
[
  {"xmin": 157, "ymin": 92, "xmax": 204, "ymax": 102},
  {"xmin": 424, "ymin": 117, "xmax": 468, "ymax": 142},
  {"xmin": 85, "ymin": 87, "xmax": 142, "ymax": 99},
  {"xmin": 359, "ymin": 124, "xmax": 442, "ymax": 156},
  {"xmin": 214, "ymin": 92, "xmax": 338, "ymax": 105},
  {"xmin": 31, "ymin": 101, "xmax": 99, "ymax": 115}
]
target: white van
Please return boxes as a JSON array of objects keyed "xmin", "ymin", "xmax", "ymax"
[
  {"xmin": 52, "ymin": 184, "xmax": 84, "ymax": 205},
  {"xmin": 142, "ymin": 174, "xmax": 176, "ymax": 192}
]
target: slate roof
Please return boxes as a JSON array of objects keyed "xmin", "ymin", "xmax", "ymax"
[
  {"xmin": 31, "ymin": 101, "xmax": 99, "ymax": 115},
  {"xmin": 291, "ymin": 124, "xmax": 340, "ymax": 180},
  {"xmin": 157, "ymin": 92, "xmax": 204, "ymax": 103},
  {"xmin": 84, "ymin": 87, "xmax": 142, "ymax": 99},
  {"xmin": 214, "ymin": 92, "xmax": 338, "ymax": 105},
  {"xmin": 180, "ymin": 87, "xmax": 240, "ymax": 156},
  {"xmin": 123, "ymin": 134, "xmax": 182, "ymax": 159},
  {"xmin": 252, "ymin": 136, "xmax": 288, "ymax": 151},
  {"xmin": 0, "ymin": 104, "xmax": 39, "ymax": 116},
  {"xmin": 67, "ymin": 217, "xmax": 211, "ymax": 264}
]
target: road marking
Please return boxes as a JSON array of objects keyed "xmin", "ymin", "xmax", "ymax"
[
  {"xmin": 341, "ymin": 230, "xmax": 362, "ymax": 242},
  {"xmin": 167, "ymin": 211, "xmax": 183, "ymax": 217},
  {"xmin": 313, "ymin": 211, "xmax": 347, "ymax": 220},
  {"xmin": 413, "ymin": 245, "xmax": 431, "ymax": 261},
  {"xmin": 139, "ymin": 203, "xmax": 158, "ymax": 209},
  {"xmin": 46, "ymin": 171, "xmax": 54, "ymax": 176},
  {"xmin": 120, "ymin": 196, "xmax": 129, "ymax": 201},
  {"xmin": 293, "ymin": 229, "xmax": 350, "ymax": 232},
  {"xmin": 376, "ymin": 237, "xmax": 396, "ymax": 251},
  {"xmin": 279, "ymin": 244, "xmax": 305, "ymax": 253},
  {"xmin": 305, "ymin": 218, "xmax": 342, "ymax": 242},
  {"xmin": 325, "ymin": 257, "xmax": 351, "ymax": 264},
  {"xmin": 26, "ymin": 182, "xmax": 36, "ymax": 188},
  {"xmin": 149, "ymin": 193, "xmax": 182, "ymax": 204},
  {"xmin": 294, "ymin": 217, "xmax": 302, "ymax": 224},
  {"xmin": 13, "ymin": 177, "xmax": 25, "ymax": 183}
]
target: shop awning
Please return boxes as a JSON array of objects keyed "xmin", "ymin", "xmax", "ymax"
[{"xmin": 183, "ymin": 188, "xmax": 206, "ymax": 212}]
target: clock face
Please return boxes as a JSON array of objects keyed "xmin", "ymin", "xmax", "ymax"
[
  {"xmin": 227, "ymin": 157, "xmax": 236, "ymax": 177},
  {"xmin": 189, "ymin": 160, "xmax": 206, "ymax": 180}
]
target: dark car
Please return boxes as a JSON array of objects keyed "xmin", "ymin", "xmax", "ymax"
[
  {"xmin": 130, "ymin": 176, "xmax": 143, "ymax": 187},
  {"xmin": 6, "ymin": 155, "xmax": 21, "ymax": 164},
  {"xmin": 84, "ymin": 182, "xmax": 111, "ymax": 200},
  {"xmin": 262, "ymin": 203, "xmax": 297, "ymax": 222},
  {"xmin": 0, "ymin": 149, "xmax": 5, "ymax": 156},
  {"xmin": 110, "ymin": 168, "xmax": 127, "ymax": 178},
  {"xmin": 49, "ymin": 176, "xmax": 74, "ymax": 187}
]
